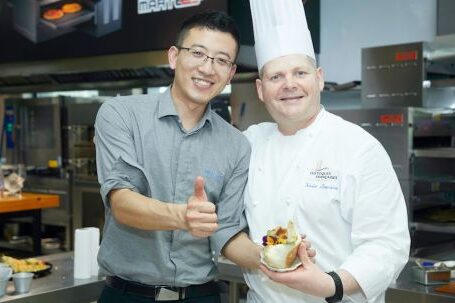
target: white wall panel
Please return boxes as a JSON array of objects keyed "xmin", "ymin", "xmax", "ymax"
[{"xmin": 319, "ymin": 0, "xmax": 437, "ymax": 83}]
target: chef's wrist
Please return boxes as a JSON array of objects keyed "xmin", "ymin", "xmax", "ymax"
[
  {"xmin": 323, "ymin": 272, "xmax": 336, "ymax": 298},
  {"xmin": 325, "ymin": 271, "xmax": 344, "ymax": 302}
]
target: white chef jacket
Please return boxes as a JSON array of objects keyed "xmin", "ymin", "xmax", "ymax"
[{"xmin": 243, "ymin": 109, "xmax": 410, "ymax": 303}]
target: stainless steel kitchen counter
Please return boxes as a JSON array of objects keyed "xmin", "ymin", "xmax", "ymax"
[
  {"xmin": 0, "ymin": 252, "xmax": 104, "ymax": 303},
  {"xmin": 217, "ymin": 257, "xmax": 455, "ymax": 303},
  {"xmin": 1, "ymin": 253, "xmax": 454, "ymax": 303}
]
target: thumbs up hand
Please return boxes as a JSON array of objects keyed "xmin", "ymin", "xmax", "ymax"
[{"xmin": 186, "ymin": 176, "xmax": 218, "ymax": 238}]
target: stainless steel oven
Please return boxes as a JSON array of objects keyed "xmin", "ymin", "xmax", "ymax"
[
  {"xmin": 5, "ymin": 97, "xmax": 63, "ymax": 168},
  {"xmin": 4, "ymin": 96, "xmax": 102, "ymax": 171},
  {"xmin": 10, "ymin": 0, "xmax": 122, "ymax": 43},
  {"xmin": 4, "ymin": 96, "xmax": 102, "ymax": 251}
]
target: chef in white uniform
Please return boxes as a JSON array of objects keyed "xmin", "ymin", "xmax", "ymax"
[{"xmin": 242, "ymin": 1, "xmax": 411, "ymax": 302}]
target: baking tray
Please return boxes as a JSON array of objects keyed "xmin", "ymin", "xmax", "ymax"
[{"xmin": 40, "ymin": 9, "xmax": 94, "ymax": 30}]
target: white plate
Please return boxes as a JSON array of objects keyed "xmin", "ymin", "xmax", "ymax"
[{"xmin": 260, "ymin": 251, "xmax": 302, "ymax": 272}]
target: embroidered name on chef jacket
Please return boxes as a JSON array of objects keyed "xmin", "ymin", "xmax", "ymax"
[{"xmin": 305, "ymin": 161, "xmax": 339, "ymax": 191}]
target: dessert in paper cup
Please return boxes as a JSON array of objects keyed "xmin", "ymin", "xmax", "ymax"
[{"xmin": 260, "ymin": 221, "xmax": 302, "ymax": 272}]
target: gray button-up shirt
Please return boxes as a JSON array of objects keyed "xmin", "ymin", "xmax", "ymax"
[{"xmin": 94, "ymin": 87, "xmax": 250, "ymax": 286}]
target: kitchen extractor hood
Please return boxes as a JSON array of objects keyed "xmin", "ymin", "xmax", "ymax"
[
  {"xmin": 0, "ymin": 47, "xmax": 258, "ymax": 93},
  {"xmin": 0, "ymin": 50, "xmax": 175, "ymax": 93}
]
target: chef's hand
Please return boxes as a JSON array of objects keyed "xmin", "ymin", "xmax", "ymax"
[
  {"xmin": 186, "ymin": 176, "xmax": 218, "ymax": 238},
  {"xmin": 301, "ymin": 235, "xmax": 317, "ymax": 264},
  {"xmin": 259, "ymin": 242, "xmax": 335, "ymax": 298}
]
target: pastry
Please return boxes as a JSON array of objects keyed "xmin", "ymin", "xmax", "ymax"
[
  {"xmin": 43, "ymin": 9, "xmax": 64, "ymax": 20},
  {"xmin": 262, "ymin": 221, "xmax": 302, "ymax": 269},
  {"xmin": 62, "ymin": 3, "xmax": 82, "ymax": 14}
]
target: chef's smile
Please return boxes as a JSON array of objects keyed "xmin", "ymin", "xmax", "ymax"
[{"xmin": 279, "ymin": 95, "xmax": 305, "ymax": 103}]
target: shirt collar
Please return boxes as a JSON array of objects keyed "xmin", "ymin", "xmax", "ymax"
[{"xmin": 157, "ymin": 86, "xmax": 213, "ymax": 127}]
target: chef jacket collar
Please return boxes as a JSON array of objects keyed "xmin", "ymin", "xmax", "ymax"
[
  {"xmin": 303, "ymin": 105, "xmax": 326, "ymax": 138},
  {"xmin": 157, "ymin": 86, "xmax": 213, "ymax": 126}
]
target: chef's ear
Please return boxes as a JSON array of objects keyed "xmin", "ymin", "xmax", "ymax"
[
  {"xmin": 316, "ymin": 67, "xmax": 324, "ymax": 92},
  {"xmin": 256, "ymin": 78, "xmax": 264, "ymax": 103}
]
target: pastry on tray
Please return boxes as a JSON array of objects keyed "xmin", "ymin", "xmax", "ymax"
[
  {"xmin": 42, "ymin": 9, "xmax": 64, "ymax": 20},
  {"xmin": 62, "ymin": 3, "xmax": 83, "ymax": 14}
]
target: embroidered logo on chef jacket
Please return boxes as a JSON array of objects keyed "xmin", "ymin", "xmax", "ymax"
[{"xmin": 305, "ymin": 161, "xmax": 339, "ymax": 190}]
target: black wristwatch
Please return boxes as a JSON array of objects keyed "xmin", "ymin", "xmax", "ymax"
[{"xmin": 325, "ymin": 271, "xmax": 343, "ymax": 303}]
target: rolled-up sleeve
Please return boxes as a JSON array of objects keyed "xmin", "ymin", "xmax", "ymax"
[
  {"xmin": 100, "ymin": 156, "xmax": 151, "ymax": 207},
  {"xmin": 340, "ymin": 142, "xmax": 410, "ymax": 300},
  {"xmin": 210, "ymin": 140, "xmax": 251, "ymax": 258},
  {"xmin": 95, "ymin": 100, "xmax": 149, "ymax": 207}
]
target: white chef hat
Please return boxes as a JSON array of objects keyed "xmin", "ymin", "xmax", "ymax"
[{"xmin": 250, "ymin": 0, "xmax": 315, "ymax": 71}]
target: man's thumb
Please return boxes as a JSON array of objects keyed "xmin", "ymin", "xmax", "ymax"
[{"xmin": 193, "ymin": 176, "xmax": 207, "ymax": 200}]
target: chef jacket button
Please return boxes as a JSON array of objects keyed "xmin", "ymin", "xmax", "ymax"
[
  {"xmin": 258, "ymin": 167, "xmax": 262, "ymax": 172},
  {"xmin": 252, "ymin": 200, "xmax": 258, "ymax": 206},
  {"xmin": 285, "ymin": 198, "xmax": 292, "ymax": 206}
]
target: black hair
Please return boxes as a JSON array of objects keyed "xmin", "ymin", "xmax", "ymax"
[{"xmin": 175, "ymin": 9, "xmax": 240, "ymax": 60}]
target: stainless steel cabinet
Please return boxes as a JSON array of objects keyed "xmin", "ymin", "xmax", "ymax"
[{"xmin": 72, "ymin": 177, "xmax": 104, "ymax": 240}]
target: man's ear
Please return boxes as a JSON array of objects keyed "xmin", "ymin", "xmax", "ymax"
[
  {"xmin": 168, "ymin": 46, "xmax": 179, "ymax": 70},
  {"xmin": 256, "ymin": 78, "xmax": 264, "ymax": 103},
  {"xmin": 226, "ymin": 64, "xmax": 237, "ymax": 85}
]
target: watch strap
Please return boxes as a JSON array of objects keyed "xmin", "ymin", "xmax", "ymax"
[{"xmin": 325, "ymin": 271, "xmax": 343, "ymax": 303}]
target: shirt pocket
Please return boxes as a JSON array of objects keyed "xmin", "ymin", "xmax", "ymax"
[{"xmin": 202, "ymin": 167, "xmax": 225, "ymax": 203}]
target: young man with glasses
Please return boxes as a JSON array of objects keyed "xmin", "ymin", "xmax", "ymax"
[{"xmin": 95, "ymin": 10, "xmax": 259, "ymax": 303}]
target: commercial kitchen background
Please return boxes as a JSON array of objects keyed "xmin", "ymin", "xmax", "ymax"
[{"xmin": 0, "ymin": 0, "xmax": 454, "ymax": 302}]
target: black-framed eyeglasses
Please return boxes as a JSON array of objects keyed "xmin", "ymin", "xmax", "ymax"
[{"xmin": 176, "ymin": 46, "xmax": 234, "ymax": 70}]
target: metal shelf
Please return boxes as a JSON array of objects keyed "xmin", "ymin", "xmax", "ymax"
[
  {"xmin": 414, "ymin": 177, "xmax": 455, "ymax": 195},
  {"xmin": 427, "ymin": 78, "xmax": 455, "ymax": 89},
  {"xmin": 413, "ymin": 148, "xmax": 455, "ymax": 158},
  {"xmin": 39, "ymin": 0, "xmax": 63, "ymax": 6},
  {"xmin": 410, "ymin": 222, "xmax": 455, "ymax": 234}
]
